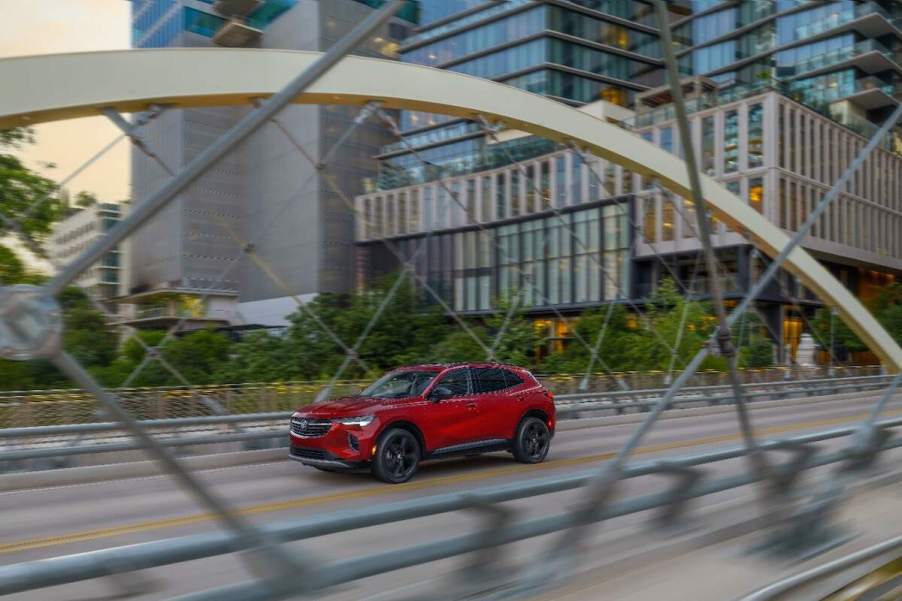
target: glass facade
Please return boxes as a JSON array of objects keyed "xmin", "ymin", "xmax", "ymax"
[
  {"xmin": 361, "ymin": 198, "xmax": 630, "ymax": 313},
  {"xmin": 131, "ymin": 0, "xmax": 298, "ymax": 47},
  {"xmin": 388, "ymin": 0, "xmax": 666, "ymax": 189},
  {"xmin": 403, "ymin": 6, "xmax": 544, "ymax": 67}
]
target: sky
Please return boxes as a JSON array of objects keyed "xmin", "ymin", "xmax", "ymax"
[{"xmin": 0, "ymin": 0, "xmax": 131, "ymax": 203}]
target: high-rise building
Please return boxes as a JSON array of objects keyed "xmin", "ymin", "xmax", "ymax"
[
  {"xmin": 355, "ymin": 0, "xmax": 902, "ymax": 362},
  {"xmin": 374, "ymin": 0, "xmax": 671, "ymax": 190},
  {"xmin": 124, "ymin": 0, "xmax": 415, "ymax": 329},
  {"xmin": 672, "ymin": 1, "xmax": 902, "ymax": 139}
]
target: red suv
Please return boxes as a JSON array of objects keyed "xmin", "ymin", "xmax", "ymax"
[{"xmin": 289, "ymin": 363, "xmax": 555, "ymax": 483}]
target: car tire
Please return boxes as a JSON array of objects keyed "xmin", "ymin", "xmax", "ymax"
[
  {"xmin": 512, "ymin": 417, "xmax": 551, "ymax": 464},
  {"xmin": 372, "ymin": 428, "xmax": 420, "ymax": 484}
]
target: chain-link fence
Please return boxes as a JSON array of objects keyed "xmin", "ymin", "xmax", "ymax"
[{"xmin": 1, "ymin": 0, "xmax": 901, "ymax": 598}]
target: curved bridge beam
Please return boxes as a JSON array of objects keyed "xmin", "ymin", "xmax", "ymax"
[{"xmin": 1, "ymin": 49, "xmax": 899, "ymax": 371}]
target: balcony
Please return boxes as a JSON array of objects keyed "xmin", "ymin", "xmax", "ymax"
[
  {"xmin": 786, "ymin": 39, "xmax": 901, "ymax": 81},
  {"xmin": 213, "ymin": 0, "xmax": 261, "ymax": 17},
  {"xmin": 845, "ymin": 75, "xmax": 898, "ymax": 110},
  {"xmin": 117, "ymin": 305, "xmax": 236, "ymax": 329},
  {"xmin": 212, "ymin": 18, "xmax": 262, "ymax": 47},
  {"xmin": 794, "ymin": 2, "xmax": 902, "ymax": 41}
]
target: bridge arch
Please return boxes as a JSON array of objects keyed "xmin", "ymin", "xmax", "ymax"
[{"xmin": 1, "ymin": 49, "xmax": 898, "ymax": 370}]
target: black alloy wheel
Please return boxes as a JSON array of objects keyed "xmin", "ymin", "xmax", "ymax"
[
  {"xmin": 373, "ymin": 428, "xmax": 420, "ymax": 483},
  {"xmin": 512, "ymin": 417, "xmax": 551, "ymax": 464}
]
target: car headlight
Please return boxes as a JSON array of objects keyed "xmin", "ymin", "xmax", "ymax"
[{"xmin": 335, "ymin": 416, "xmax": 375, "ymax": 427}]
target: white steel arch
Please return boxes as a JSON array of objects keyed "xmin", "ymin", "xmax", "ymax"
[{"xmin": 1, "ymin": 49, "xmax": 898, "ymax": 371}]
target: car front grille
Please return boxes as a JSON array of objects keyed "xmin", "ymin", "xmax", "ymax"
[
  {"xmin": 290, "ymin": 447, "xmax": 327, "ymax": 460},
  {"xmin": 290, "ymin": 417, "xmax": 332, "ymax": 438}
]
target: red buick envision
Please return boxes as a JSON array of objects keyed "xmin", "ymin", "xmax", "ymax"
[{"xmin": 289, "ymin": 363, "xmax": 555, "ymax": 483}]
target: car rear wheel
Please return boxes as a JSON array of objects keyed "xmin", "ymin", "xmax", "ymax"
[
  {"xmin": 372, "ymin": 428, "xmax": 420, "ymax": 484},
  {"xmin": 512, "ymin": 417, "xmax": 551, "ymax": 464}
]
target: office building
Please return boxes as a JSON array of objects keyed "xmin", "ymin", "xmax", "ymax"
[
  {"xmin": 124, "ymin": 0, "xmax": 415, "ymax": 329},
  {"xmin": 355, "ymin": 0, "xmax": 902, "ymax": 361},
  {"xmin": 375, "ymin": 0, "xmax": 670, "ymax": 191}
]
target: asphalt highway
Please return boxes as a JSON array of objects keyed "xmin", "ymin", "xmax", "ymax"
[{"xmin": 1, "ymin": 390, "xmax": 900, "ymax": 600}]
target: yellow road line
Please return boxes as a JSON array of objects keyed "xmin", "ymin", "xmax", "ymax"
[{"xmin": 2, "ymin": 408, "xmax": 899, "ymax": 555}]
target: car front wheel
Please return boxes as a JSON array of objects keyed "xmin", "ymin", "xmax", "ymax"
[
  {"xmin": 372, "ymin": 428, "xmax": 420, "ymax": 483},
  {"xmin": 512, "ymin": 417, "xmax": 551, "ymax": 464}
]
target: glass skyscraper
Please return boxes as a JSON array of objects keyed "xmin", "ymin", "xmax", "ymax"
[
  {"xmin": 375, "ymin": 0, "xmax": 673, "ymax": 189},
  {"xmin": 674, "ymin": 1, "xmax": 902, "ymax": 139}
]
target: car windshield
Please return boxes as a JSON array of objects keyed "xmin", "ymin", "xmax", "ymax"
[{"xmin": 360, "ymin": 370, "xmax": 437, "ymax": 399}]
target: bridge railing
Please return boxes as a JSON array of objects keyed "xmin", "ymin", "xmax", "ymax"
[
  {"xmin": 0, "ymin": 373, "xmax": 894, "ymax": 469},
  {"xmin": 0, "ymin": 365, "xmax": 883, "ymax": 429}
]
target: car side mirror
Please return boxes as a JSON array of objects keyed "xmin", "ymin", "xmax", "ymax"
[{"xmin": 429, "ymin": 386, "xmax": 454, "ymax": 401}]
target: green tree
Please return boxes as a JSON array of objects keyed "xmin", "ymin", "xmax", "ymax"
[
  {"xmin": 214, "ymin": 331, "xmax": 297, "ymax": 384},
  {"xmin": 733, "ymin": 310, "xmax": 775, "ymax": 368},
  {"xmin": 74, "ymin": 190, "xmax": 98, "ymax": 209},
  {"xmin": 104, "ymin": 329, "xmax": 231, "ymax": 387},
  {"xmin": 282, "ymin": 274, "xmax": 451, "ymax": 379},
  {"xmin": 0, "ymin": 286, "xmax": 119, "ymax": 390},
  {"xmin": 0, "ymin": 128, "xmax": 62, "ymax": 258},
  {"xmin": 811, "ymin": 307, "xmax": 867, "ymax": 358},
  {"xmin": 482, "ymin": 297, "xmax": 539, "ymax": 367}
]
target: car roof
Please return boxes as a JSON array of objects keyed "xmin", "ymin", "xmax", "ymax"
[{"xmin": 394, "ymin": 362, "xmax": 527, "ymax": 372}]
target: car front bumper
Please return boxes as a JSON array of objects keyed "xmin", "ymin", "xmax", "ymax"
[{"xmin": 288, "ymin": 445, "xmax": 366, "ymax": 470}]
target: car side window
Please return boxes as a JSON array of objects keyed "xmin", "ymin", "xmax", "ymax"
[
  {"xmin": 435, "ymin": 368, "xmax": 471, "ymax": 397},
  {"xmin": 472, "ymin": 367, "xmax": 509, "ymax": 393},
  {"xmin": 503, "ymin": 369, "xmax": 524, "ymax": 388}
]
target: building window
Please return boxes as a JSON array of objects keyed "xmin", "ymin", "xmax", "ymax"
[
  {"xmin": 540, "ymin": 160, "xmax": 551, "ymax": 209},
  {"xmin": 602, "ymin": 204, "xmax": 629, "ymax": 300},
  {"xmin": 571, "ymin": 156, "xmax": 583, "ymax": 204},
  {"xmin": 510, "ymin": 169, "xmax": 521, "ymax": 217},
  {"xmin": 789, "ymin": 181, "xmax": 798, "ymax": 231},
  {"xmin": 573, "ymin": 209, "xmax": 601, "ymax": 303},
  {"xmin": 682, "ymin": 198, "xmax": 696, "ymax": 239},
  {"xmin": 604, "ymin": 161, "xmax": 617, "ymax": 197},
  {"xmin": 409, "ymin": 189, "xmax": 420, "ymax": 232},
  {"xmin": 547, "ymin": 216, "xmax": 570, "ymax": 304},
  {"xmin": 555, "ymin": 155, "xmax": 567, "ymax": 206},
  {"xmin": 425, "ymin": 187, "xmax": 437, "ymax": 231},
  {"xmin": 480, "ymin": 176, "xmax": 491, "ymax": 222},
  {"xmin": 466, "ymin": 179, "xmax": 476, "ymax": 225},
  {"xmin": 495, "ymin": 172, "xmax": 506, "ymax": 219},
  {"xmin": 660, "ymin": 126, "xmax": 673, "ymax": 155},
  {"xmin": 588, "ymin": 159, "xmax": 599, "ymax": 201},
  {"xmin": 525, "ymin": 165, "xmax": 536, "ymax": 214},
  {"xmin": 622, "ymin": 168, "xmax": 634, "ymax": 194},
  {"xmin": 398, "ymin": 192, "xmax": 407, "ymax": 234},
  {"xmin": 748, "ymin": 177, "xmax": 764, "ymax": 214},
  {"xmin": 748, "ymin": 104, "xmax": 763, "ymax": 168},
  {"xmin": 723, "ymin": 110, "xmax": 739, "ymax": 173},
  {"xmin": 643, "ymin": 196, "xmax": 656, "ymax": 243},
  {"xmin": 374, "ymin": 196, "xmax": 384, "ymax": 237},
  {"xmin": 662, "ymin": 195, "xmax": 675, "ymax": 241},
  {"xmin": 520, "ymin": 220, "xmax": 544, "ymax": 307},
  {"xmin": 702, "ymin": 115, "xmax": 715, "ymax": 175}
]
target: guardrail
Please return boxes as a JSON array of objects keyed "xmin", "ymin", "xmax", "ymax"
[
  {"xmin": 1, "ymin": 416, "xmax": 899, "ymax": 598},
  {"xmin": 0, "ymin": 374, "xmax": 894, "ymax": 469}
]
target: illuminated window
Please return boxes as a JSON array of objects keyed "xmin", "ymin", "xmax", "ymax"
[{"xmin": 748, "ymin": 178, "xmax": 764, "ymax": 214}]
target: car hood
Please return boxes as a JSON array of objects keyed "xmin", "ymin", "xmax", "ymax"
[{"xmin": 298, "ymin": 395, "xmax": 398, "ymax": 416}]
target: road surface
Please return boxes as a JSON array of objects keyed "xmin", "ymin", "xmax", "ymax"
[{"xmin": 1, "ymin": 390, "xmax": 900, "ymax": 600}]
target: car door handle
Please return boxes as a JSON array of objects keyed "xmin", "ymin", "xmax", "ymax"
[{"xmin": 466, "ymin": 402, "xmax": 478, "ymax": 410}]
